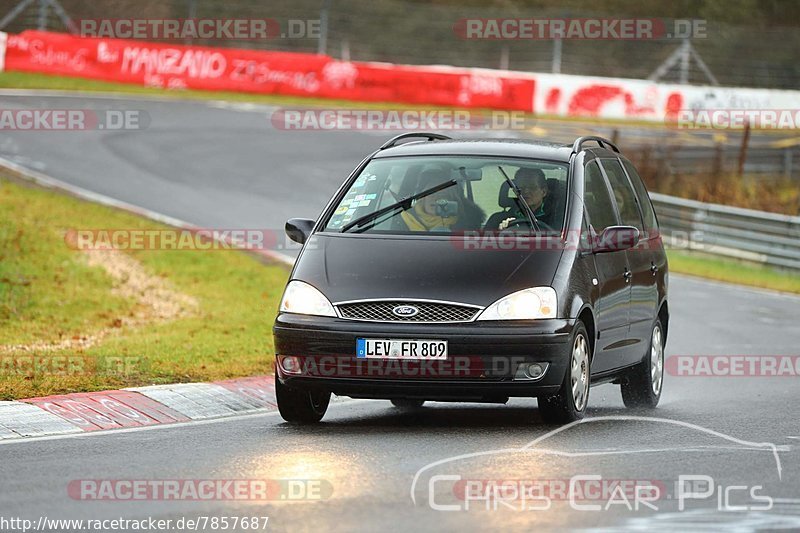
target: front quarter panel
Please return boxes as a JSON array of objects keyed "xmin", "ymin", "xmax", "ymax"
[{"xmin": 551, "ymin": 152, "xmax": 598, "ymax": 322}]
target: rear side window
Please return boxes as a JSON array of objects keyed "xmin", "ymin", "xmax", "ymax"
[
  {"xmin": 621, "ymin": 160, "xmax": 659, "ymax": 235},
  {"xmin": 599, "ymin": 159, "xmax": 643, "ymax": 233},
  {"xmin": 583, "ymin": 161, "xmax": 618, "ymax": 233}
]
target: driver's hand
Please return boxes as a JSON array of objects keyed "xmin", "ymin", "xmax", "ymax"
[{"xmin": 499, "ymin": 217, "xmax": 515, "ymax": 230}]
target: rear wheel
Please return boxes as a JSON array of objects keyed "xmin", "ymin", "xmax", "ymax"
[
  {"xmin": 621, "ymin": 321, "xmax": 664, "ymax": 408},
  {"xmin": 391, "ymin": 399, "xmax": 425, "ymax": 410},
  {"xmin": 539, "ymin": 321, "xmax": 591, "ymax": 424},
  {"xmin": 275, "ymin": 372, "xmax": 330, "ymax": 424}
]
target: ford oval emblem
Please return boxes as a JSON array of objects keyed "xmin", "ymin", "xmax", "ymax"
[{"xmin": 393, "ymin": 305, "xmax": 419, "ymax": 317}]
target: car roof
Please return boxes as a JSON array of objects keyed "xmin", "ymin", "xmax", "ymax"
[{"xmin": 372, "ymin": 138, "xmax": 577, "ymax": 161}]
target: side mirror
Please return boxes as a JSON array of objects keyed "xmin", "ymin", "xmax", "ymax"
[
  {"xmin": 285, "ymin": 218, "xmax": 315, "ymax": 245},
  {"xmin": 594, "ymin": 226, "xmax": 639, "ymax": 253}
]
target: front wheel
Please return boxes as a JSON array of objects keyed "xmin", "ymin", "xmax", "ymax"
[
  {"xmin": 539, "ymin": 321, "xmax": 591, "ymax": 424},
  {"xmin": 621, "ymin": 321, "xmax": 664, "ymax": 408},
  {"xmin": 275, "ymin": 372, "xmax": 330, "ymax": 424}
]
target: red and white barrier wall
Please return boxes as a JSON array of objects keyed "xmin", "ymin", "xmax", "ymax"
[
  {"xmin": 0, "ymin": 30, "xmax": 534, "ymax": 111},
  {"xmin": 1, "ymin": 30, "xmax": 799, "ymax": 122},
  {"xmin": 532, "ymin": 72, "xmax": 800, "ymax": 122}
]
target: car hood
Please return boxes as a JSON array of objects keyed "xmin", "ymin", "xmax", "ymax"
[{"xmin": 292, "ymin": 233, "xmax": 564, "ymax": 307}]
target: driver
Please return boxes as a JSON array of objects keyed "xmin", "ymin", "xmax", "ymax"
[{"xmin": 485, "ymin": 167, "xmax": 553, "ymax": 230}]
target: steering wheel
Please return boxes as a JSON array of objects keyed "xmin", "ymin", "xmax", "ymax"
[{"xmin": 499, "ymin": 218, "xmax": 554, "ymax": 232}]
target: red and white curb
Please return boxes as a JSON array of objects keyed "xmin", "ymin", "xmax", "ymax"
[{"xmin": 0, "ymin": 376, "xmax": 276, "ymax": 439}]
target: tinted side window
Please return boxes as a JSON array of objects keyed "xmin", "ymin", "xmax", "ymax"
[
  {"xmin": 621, "ymin": 160, "xmax": 658, "ymax": 234},
  {"xmin": 600, "ymin": 159, "xmax": 643, "ymax": 233},
  {"xmin": 583, "ymin": 161, "xmax": 618, "ymax": 233}
]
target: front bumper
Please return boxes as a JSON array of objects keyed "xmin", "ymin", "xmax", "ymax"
[{"xmin": 273, "ymin": 314, "xmax": 575, "ymax": 401}]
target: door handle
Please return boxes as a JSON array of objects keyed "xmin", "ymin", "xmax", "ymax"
[
  {"xmin": 650, "ymin": 263, "xmax": 659, "ymax": 276},
  {"xmin": 623, "ymin": 270, "xmax": 633, "ymax": 282}
]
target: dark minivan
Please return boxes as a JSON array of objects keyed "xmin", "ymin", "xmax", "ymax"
[{"xmin": 273, "ymin": 134, "xmax": 668, "ymax": 424}]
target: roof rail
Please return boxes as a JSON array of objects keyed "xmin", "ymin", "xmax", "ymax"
[
  {"xmin": 571, "ymin": 136, "xmax": 620, "ymax": 154},
  {"xmin": 379, "ymin": 132, "xmax": 452, "ymax": 150}
]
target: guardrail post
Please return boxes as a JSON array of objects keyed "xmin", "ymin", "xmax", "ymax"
[
  {"xmin": 318, "ymin": 0, "xmax": 332, "ymax": 55},
  {"xmin": 499, "ymin": 45, "xmax": 509, "ymax": 70},
  {"xmin": 712, "ymin": 142, "xmax": 723, "ymax": 178},
  {"xmin": 185, "ymin": 0, "xmax": 197, "ymax": 46},
  {"xmin": 737, "ymin": 122, "xmax": 750, "ymax": 177},
  {"xmin": 783, "ymin": 148, "xmax": 793, "ymax": 179},
  {"xmin": 551, "ymin": 36, "xmax": 562, "ymax": 74}
]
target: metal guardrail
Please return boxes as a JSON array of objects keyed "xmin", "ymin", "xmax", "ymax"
[
  {"xmin": 650, "ymin": 193, "xmax": 800, "ymax": 270},
  {"xmin": 645, "ymin": 146, "xmax": 800, "ymax": 179}
]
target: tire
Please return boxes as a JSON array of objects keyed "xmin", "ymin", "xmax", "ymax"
[
  {"xmin": 539, "ymin": 321, "xmax": 591, "ymax": 424},
  {"xmin": 621, "ymin": 320, "xmax": 664, "ymax": 409},
  {"xmin": 391, "ymin": 399, "xmax": 425, "ymax": 410},
  {"xmin": 275, "ymin": 372, "xmax": 330, "ymax": 424}
]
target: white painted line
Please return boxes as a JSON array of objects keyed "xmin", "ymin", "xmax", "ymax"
[
  {"xmin": 0, "ymin": 402, "xmax": 82, "ymax": 438},
  {"xmin": 206, "ymin": 101, "xmax": 280, "ymax": 113},
  {"xmin": 0, "ymin": 88, "xmax": 208, "ymax": 103},
  {"xmin": 0, "ymin": 156, "xmax": 296, "ymax": 267},
  {"xmin": 671, "ymin": 273, "xmax": 800, "ymax": 300}
]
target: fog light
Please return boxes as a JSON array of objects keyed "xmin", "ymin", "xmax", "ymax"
[
  {"xmin": 514, "ymin": 362, "xmax": 549, "ymax": 381},
  {"xmin": 526, "ymin": 363, "xmax": 545, "ymax": 379},
  {"xmin": 280, "ymin": 356, "xmax": 303, "ymax": 375}
]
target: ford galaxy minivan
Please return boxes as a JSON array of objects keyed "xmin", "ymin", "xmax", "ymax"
[{"xmin": 273, "ymin": 134, "xmax": 668, "ymax": 425}]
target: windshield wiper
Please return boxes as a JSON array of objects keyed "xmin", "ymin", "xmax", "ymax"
[
  {"xmin": 497, "ymin": 166, "xmax": 541, "ymax": 232},
  {"xmin": 340, "ymin": 179, "xmax": 457, "ymax": 233}
]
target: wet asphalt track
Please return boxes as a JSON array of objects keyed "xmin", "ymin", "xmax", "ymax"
[{"xmin": 1, "ymin": 93, "xmax": 799, "ymax": 532}]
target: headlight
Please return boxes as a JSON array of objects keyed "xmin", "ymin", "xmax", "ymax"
[
  {"xmin": 279, "ymin": 280, "xmax": 336, "ymax": 317},
  {"xmin": 476, "ymin": 287, "xmax": 557, "ymax": 321}
]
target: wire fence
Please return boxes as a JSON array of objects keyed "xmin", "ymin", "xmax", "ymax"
[{"xmin": 2, "ymin": 0, "xmax": 800, "ymax": 89}]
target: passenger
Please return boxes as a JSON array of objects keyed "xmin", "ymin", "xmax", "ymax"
[
  {"xmin": 399, "ymin": 169, "xmax": 484, "ymax": 232},
  {"xmin": 614, "ymin": 189, "xmax": 638, "ymax": 223}
]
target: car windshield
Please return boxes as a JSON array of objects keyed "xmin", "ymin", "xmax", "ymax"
[{"xmin": 324, "ymin": 156, "xmax": 568, "ymax": 235}]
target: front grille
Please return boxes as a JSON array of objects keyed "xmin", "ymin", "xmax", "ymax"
[{"xmin": 336, "ymin": 300, "xmax": 480, "ymax": 323}]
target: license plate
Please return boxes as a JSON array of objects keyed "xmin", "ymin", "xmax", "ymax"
[{"xmin": 356, "ymin": 338, "xmax": 448, "ymax": 360}]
